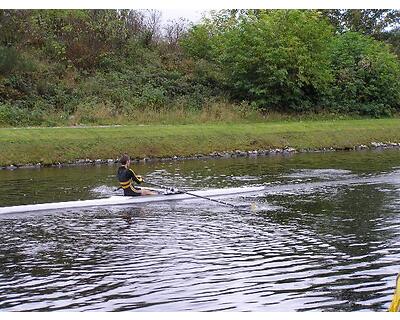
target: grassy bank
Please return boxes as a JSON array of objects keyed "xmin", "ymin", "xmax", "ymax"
[{"xmin": 0, "ymin": 119, "xmax": 400, "ymax": 166}]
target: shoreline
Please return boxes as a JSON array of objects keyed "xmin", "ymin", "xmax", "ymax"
[
  {"xmin": 2, "ymin": 141, "xmax": 399, "ymax": 171},
  {"xmin": 1, "ymin": 119, "xmax": 400, "ymax": 169}
]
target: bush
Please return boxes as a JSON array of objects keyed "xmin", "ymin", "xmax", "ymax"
[
  {"xmin": 0, "ymin": 46, "xmax": 37, "ymax": 76},
  {"xmin": 328, "ymin": 32, "xmax": 400, "ymax": 116},
  {"xmin": 183, "ymin": 10, "xmax": 334, "ymax": 112},
  {"xmin": 2, "ymin": 9, "xmax": 400, "ymax": 126},
  {"xmin": 0, "ymin": 46, "xmax": 19, "ymax": 75},
  {"xmin": 180, "ymin": 24, "xmax": 215, "ymax": 60},
  {"xmin": 72, "ymin": 101, "xmax": 116, "ymax": 124},
  {"xmin": 0, "ymin": 102, "xmax": 45, "ymax": 126}
]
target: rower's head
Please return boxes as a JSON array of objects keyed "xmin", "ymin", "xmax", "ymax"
[{"xmin": 120, "ymin": 154, "xmax": 131, "ymax": 167}]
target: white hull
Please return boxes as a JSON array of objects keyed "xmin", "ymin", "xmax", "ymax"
[{"xmin": 0, "ymin": 186, "xmax": 265, "ymax": 215}]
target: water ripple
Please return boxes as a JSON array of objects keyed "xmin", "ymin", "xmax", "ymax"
[{"xmin": 1, "ymin": 152, "xmax": 400, "ymax": 311}]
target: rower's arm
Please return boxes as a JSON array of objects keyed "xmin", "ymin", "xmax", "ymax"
[{"xmin": 129, "ymin": 169, "xmax": 143, "ymax": 184}]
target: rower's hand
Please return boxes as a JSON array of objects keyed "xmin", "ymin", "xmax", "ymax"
[{"xmin": 137, "ymin": 175, "xmax": 143, "ymax": 181}]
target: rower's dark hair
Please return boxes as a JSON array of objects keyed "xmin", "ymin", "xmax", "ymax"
[{"xmin": 120, "ymin": 154, "xmax": 130, "ymax": 165}]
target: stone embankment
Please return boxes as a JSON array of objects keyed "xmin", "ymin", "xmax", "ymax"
[{"xmin": 2, "ymin": 142, "xmax": 399, "ymax": 170}]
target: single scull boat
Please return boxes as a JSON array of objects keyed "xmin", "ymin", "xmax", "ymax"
[{"xmin": 0, "ymin": 186, "xmax": 265, "ymax": 215}]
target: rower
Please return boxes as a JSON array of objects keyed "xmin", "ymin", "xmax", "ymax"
[{"xmin": 117, "ymin": 154, "xmax": 156, "ymax": 196}]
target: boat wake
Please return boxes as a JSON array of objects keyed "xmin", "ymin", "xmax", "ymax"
[
  {"xmin": 263, "ymin": 170, "xmax": 400, "ymax": 196},
  {"xmin": 90, "ymin": 185, "xmax": 119, "ymax": 197},
  {"xmin": 1, "ymin": 169, "xmax": 399, "ymax": 217}
]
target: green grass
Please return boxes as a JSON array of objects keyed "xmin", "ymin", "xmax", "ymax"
[{"xmin": 0, "ymin": 119, "xmax": 399, "ymax": 166}]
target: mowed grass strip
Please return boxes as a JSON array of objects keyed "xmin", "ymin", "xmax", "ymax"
[{"xmin": 0, "ymin": 119, "xmax": 399, "ymax": 166}]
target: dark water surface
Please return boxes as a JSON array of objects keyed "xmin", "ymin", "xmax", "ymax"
[{"xmin": 0, "ymin": 150, "xmax": 399, "ymax": 311}]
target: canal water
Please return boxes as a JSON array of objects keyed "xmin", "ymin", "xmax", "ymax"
[{"xmin": 0, "ymin": 149, "xmax": 399, "ymax": 311}]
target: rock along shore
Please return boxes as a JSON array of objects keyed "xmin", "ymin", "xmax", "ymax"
[{"xmin": 1, "ymin": 141, "xmax": 399, "ymax": 171}]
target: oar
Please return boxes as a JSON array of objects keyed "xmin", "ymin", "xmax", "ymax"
[{"xmin": 144, "ymin": 181, "xmax": 250, "ymax": 209}]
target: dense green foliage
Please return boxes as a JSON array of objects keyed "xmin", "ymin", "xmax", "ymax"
[
  {"xmin": 320, "ymin": 10, "xmax": 400, "ymax": 37},
  {"xmin": 0, "ymin": 9, "xmax": 400, "ymax": 126},
  {"xmin": 182, "ymin": 10, "xmax": 400, "ymax": 116},
  {"xmin": 320, "ymin": 10, "xmax": 400, "ymax": 57},
  {"xmin": 0, "ymin": 10, "xmax": 224, "ymax": 126},
  {"xmin": 183, "ymin": 11, "xmax": 334, "ymax": 111},
  {"xmin": 329, "ymin": 32, "xmax": 400, "ymax": 116}
]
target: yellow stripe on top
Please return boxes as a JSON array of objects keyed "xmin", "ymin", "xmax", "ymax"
[
  {"xmin": 389, "ymin": 273, "xmax": 400, "ymax": 312},
  {"xmin": 119, "ymin": 178, "xmax": 140, "ymax": 192},
  {"xmin": 129, "ymin": 169, "xmax": 143, "ymax": 183},
  {"xmin": 129, "ymin": 185, "xmax": 140, "ymax": 193},
  {"xmin": 119, "ymin": 178, "xmax": 132, "ymax": 189},
  {"xmin": 120, "ymin": 179, "xmax": 132, "ymax": 187}
]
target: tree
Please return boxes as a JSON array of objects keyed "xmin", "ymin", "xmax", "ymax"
[
  {"xmin": 186, "ymin": 10, "xmax": 334, "ymax": 112},
  {"xmin": 142, "ymin": 9, "xmax": 162, "ymax": 46},
  {"xmin": 118, "ymin": 9, "xmax": 146, "ymax": 37},
  {"xmin": 380, "ymin": 27, "xmax": 400, "ymax": 56},
  {"xmin": 328, "ymin": 32, "xmax": 400, "ymax": 116},
  {"xmin": 163, "ymin": 18, "xmax": 189, "ymax": 48},
  {"xmin": 320, "ymin": 10, "xmax": 400, "ymax": 37}
]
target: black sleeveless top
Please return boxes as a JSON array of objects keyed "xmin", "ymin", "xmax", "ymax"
[{"xmin": 117, "ymin": 166, "xmax": 143, "ymax": 196}]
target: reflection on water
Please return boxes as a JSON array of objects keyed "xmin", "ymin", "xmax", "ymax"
[{"xmin": 0, "ymin": 149, "xmax": 399, "ymax": 311}]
